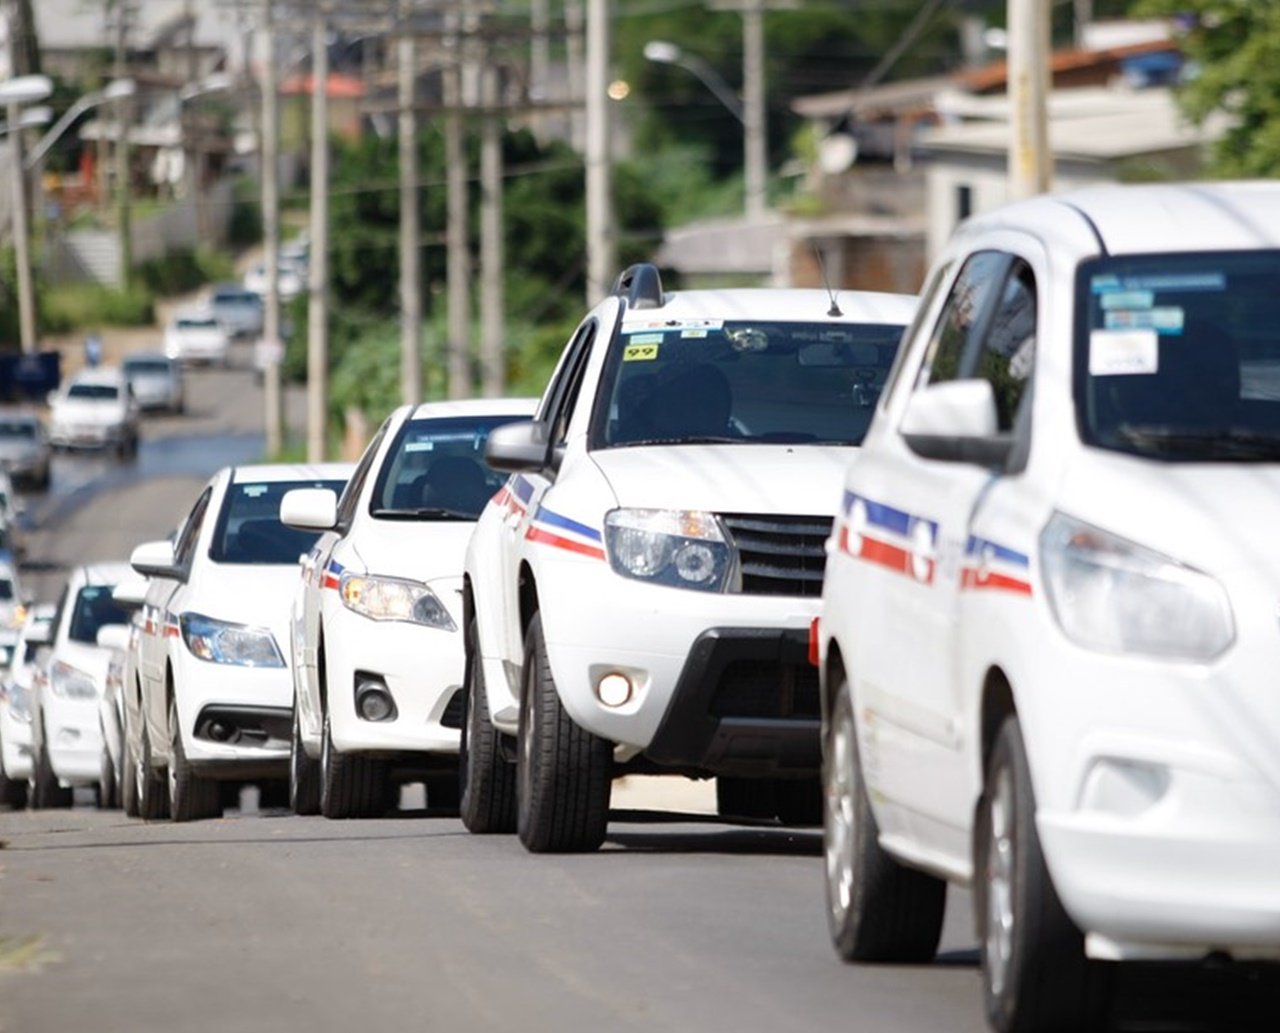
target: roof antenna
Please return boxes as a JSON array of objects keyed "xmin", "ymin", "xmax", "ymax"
[{"xmin": 812, "ymin": 244, "xmax": 843, "ymax": 317}]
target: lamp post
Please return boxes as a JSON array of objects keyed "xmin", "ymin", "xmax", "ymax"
[
  {"xmin": 0, "ymin": 74, "xmax": 54, "ymax": 355},
  {"xmin": 644, "ymin": 39, "xmax": 766, "ymax": 220},
  {"xmin": 179, "ymin": 72, "xmax": 232, "ymax": 240}
]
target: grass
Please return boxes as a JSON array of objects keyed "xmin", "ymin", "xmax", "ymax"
[{"xmin": 40, "ymin": 282, "xmax": 155, "ymax": 333}]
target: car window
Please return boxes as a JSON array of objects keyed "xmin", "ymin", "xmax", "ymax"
[
  {"xmin": 918, "ymin": 251, "xmax": 1010, "ymax": 388},
  {"xmin": 176, "ymin": 319, "xmax": 218, "ymax": 331},
  {"xmin": 174, "ymin": 488, "xmax": 214, "ymax": 570},
  {"xmin": 368, "ymin": 415, "xmax": 526, "ymax": 519},
  {"xmin": 0, "ymin": 420, "xmax": 37, "ymax": 439},
  {"xmin": 68, "ymin": 585, "xmax": 130, "ymax": 645},
  {"xmin": 67, "ymin": 383, "xmax": 119, "ymax": 401},
  {"xmin": 880, "ymin": 262, "xmax": 951, "ymax": 411},
  {"xmin": 124, "ymin": 359, "xmax": 172, "ymax": 375},
  {"xmin": 591, "ymin": 320, "xmax": 907, "ymax": 448},
  {"xmin": 210, "ymin": 479, "xmax": 349, "ymax": 564},
  {"xmin": 974, "ymin": 262, "xmax": 1037, "ymax": 432},
  {"xmin": 537, "ymin": 320, "xmax": 598, "ymax": 441},
  {"xmin": 0, "ymin": 579, "xmax": 14, "ymax": 602},
  {"xmin": 335, "ymin": 421, "xmax": 389, "ymax": 532}
]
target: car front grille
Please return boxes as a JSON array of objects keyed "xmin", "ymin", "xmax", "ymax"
[
  {"xmin": 709, "ymin": 659, "xmax": 821, "ymax": 720},
  {"xmin": 720, "ymin": 513, "xmax": 833, "ymax": 597}
]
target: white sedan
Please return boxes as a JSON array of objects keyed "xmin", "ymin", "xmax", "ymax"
[
  {"xmin": 130, "ymin": 462, "xmax": 352, "ymax": 821},
  {"xmin": 164, "ymin": 312, "xmax": 231, "ymax": 366},
  {"xmin": 0, "ymin": 603, "xmax": 55, "ymax": 809},
  {"xmin": 46, "ymin": 368, "xmax": 140, "ymax": 456},
  {"xmin": 282, "ymin": 398, "xmax": 535, "ymax": 818}
]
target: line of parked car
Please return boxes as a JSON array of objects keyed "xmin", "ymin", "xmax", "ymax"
[{"xmin": 4, "ymin": 183, "xmax": 1280, "ymax": 1033}]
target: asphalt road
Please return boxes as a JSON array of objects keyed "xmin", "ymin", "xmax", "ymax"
[{"xmin": 1, "ymin": 352, "xmax": 1277, "ymax": 1033}]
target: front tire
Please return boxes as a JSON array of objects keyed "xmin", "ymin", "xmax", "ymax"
[
  {"xmin": 29, "ymin": 721, "xmax": 73, "ymax": 810},
  {"xmin": 319, "ymin": 710, "xmax": 386, "ymax": 819},
  {"xmin": 97, "ymin": 733, "xmax": 119, "ymax": 809},
  {"xmin": 516, "ymin": 613, "xmax": 612, "ymax": 854},
  {"xmin": 824, "ymin": 683, "xmax": 946, "ymax": 962},
  {"xmin": 459, "ymin": 616, "xmax": 516, "ymax": 833},
  {"xmin": 136, "ymin": 724, "xmax": 170, "ymax": 820},
  {"xmin": 168, "ymin": 700, "xmax": 220, "ymax": 822},
  {"xmin": 289, "ymin": 697, "xmax": 320, "ymax": 815},
  {"xmin": 120, "ymin": 725, "xmax": 139, "ymax": 817},
  {"xmin": 0, "ymin": 740, "xmax": 28, "ymax": 810},
  {"xmin": 975, "ymin": 717, "xmax": 1112, "ymax": 1033}
]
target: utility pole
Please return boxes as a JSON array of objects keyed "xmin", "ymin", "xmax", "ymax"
[
  {"xmin": 1007, "ymin": 0, "xmax": 1051, "ymax": 200},
  {"xmin": 398, "ymin": 0, "xmax": 422, "ymax": 407},
  {"xmin": 565, "ymin": 0, "xmax": 584, "ymax": 150},
  {"xmin": 306, "ymin": 9, "xmax": 330, "ymax": 462},
  {"xmin": 444, "ymin": 5, "xmax": 470, "ymax": 399},
  {"xmin": 741, "ymin": 0, "xmax": 766, "ymax": 221},
  {"xmin": 479, "ymin": 39, "xmax": 504, "ymax": 397},
  {"xmin": 7, "ymin": 96, "xmax": 37, "ymax": 354},
  {"xmin": 584, "ymin": 0, "xmax": 613, "ymax": 303},
  {"xmin": 114, "ymin": 0, "xmax": 133, "ymax": 285},
  {"xmin": 260, "ymin": 0, "xmax": 284, "ymax": 457},
  {"xmin": 529, "ymin": 0, "xmax": 549, "ymax": 138}
]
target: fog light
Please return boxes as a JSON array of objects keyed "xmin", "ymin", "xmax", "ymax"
[
  {"xmin": 208, "ymin": 721, "xmax": 234, "ymax": 743},
  {"xmin": 355, "ymin": 679, "xmax": 397, "ymax": 722},
  {"xmin": 595, "ymin": 672, "xmax": 633, "ymax": 708}
]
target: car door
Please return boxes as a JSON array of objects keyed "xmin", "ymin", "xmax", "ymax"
[{"xmin": 847, "ymin": 246, "xmax": 1042, "ymax": 843}]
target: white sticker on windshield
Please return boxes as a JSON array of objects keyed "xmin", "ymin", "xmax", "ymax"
[
  {"xmin": 242, "ymin": 485, "xmax": 268, "ymax": 497},
  {"xmin": 405, "ymin": 441, "xmax": 435, "ymax": 452},
  {"xmin": 1104, "ymin": 307, "xmax": 1184, "ymax": 334},
  {"xmin": 1100, "ymin": 290, "xmax": 1154, "ymax": 310},
  {"xmin": 1090, "ymin": 329, "xmax": 1158, "ymax": 376}
]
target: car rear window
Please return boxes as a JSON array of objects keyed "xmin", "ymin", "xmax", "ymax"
[
  {"xmin": 210, "ymin": 479, "xmax": 349, "ymax": 565},
  {"xmin": 125, "ymin": 359, "xmax": 172, "ymax": 375}
]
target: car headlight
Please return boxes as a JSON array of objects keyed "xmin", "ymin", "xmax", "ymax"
[
  {"xmin": 1040, "ymin": 512, "xmax": 1235, "ymax": 662},
  {"xmin": 338, "ymin": 574, "xmax": 457, "ymax": 630},
  {"xmin": 604, "ymin": 509, "xmax": 733, "ymax": 592},
  {"xmin": 5, "ymin": 683, "xmax": 31, "ymax": 722},
  {"xmin": 179, "ymin": 612, "xmax": 285, "ymax": 668},
  {"xmin": 50, "ymin": 660, "xmax": 99, "ymax": 700}
]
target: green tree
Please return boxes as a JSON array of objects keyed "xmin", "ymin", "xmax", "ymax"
[{"xmin": 1135, "ymin": 1, "xmax": 1280, "ymax": 177}]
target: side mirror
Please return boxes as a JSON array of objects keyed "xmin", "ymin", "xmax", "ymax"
[
  {"xmin": 112, "ymin": 573, "xmax": 149, "ymax": 607},
  {"xmin": 901, "ymin": 380, "xmax": 1013, "ymax": 467},
  {"xmin": 280, "ymin": 488, "xmax": 337, "ymax": 532},
  {"xmin": 130, "ymin": 539, "xmax": 181, "ymax": 580},
  {"xmin": 485, "ymin": 420, "xmax": 551, "ymax": 474},
  {"xmin": 24, "ymin": 621, "xmax": 51, "ymax": 646},
  {"xmin": 96, "ymin": 623, "xmax": 131, "ymax": 651}
]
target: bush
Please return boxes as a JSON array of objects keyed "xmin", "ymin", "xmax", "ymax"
[
  {"xmin": 228, "ymin": 177, "xmax": 263, "ymax": 247},
  {"xmin": 136, "ymin": 248, "xmax": 235, "ymax": 297},
  {"xmin": 39, "ymin": 282, "xmax": 155, "ymax": 333}
]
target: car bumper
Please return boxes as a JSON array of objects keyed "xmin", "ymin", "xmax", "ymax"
[
  {"xmin": 173, "ymin": 652, "xmax": 293, "ymax": 772},
  {"xmin": 44, "ymin": 695, "xmax": 103, "ymax": 783},
  {"xmin": 325, "ymin": 605, "xmax": 465, "ymax": 756}
]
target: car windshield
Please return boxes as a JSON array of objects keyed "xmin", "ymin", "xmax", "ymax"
[
  {"xmin": 368, "ymin": 415, "xmax": 523, "ymax": 520},
  {"xmin": 210, "ymin": 478, "xmax": 349, "ymax": 564},
  {"xmin": 125, "ymin": 359, "xmax": 171, "ymax": 375},
  {"xmin": 214, "ymin": 291, "xmax": 258, "ymax": 306},
  {"xmin": 0, "ymin": 420, "xmax": 36, "ymax": 440},
  {"xmin": 0, "ymin": 579, "xmax": 14, "ymax": 601},
  {"xmin": 67, "ymin": 383, "xmax": 118, "ymax": 401},
  {"xmin": 593, "ymin": 320, "xmax": 906, "ymax": 448},
  {"xmin": 68, "ymin": 585, "xmax": 130, "ymax": 645},
  {"xmin": 1077, "ymin": 250, "xmax": 1280, "ymax": 462},
  {"xmin": 176, "ymin": 319, "xmax": 218, "ymax": 331}
]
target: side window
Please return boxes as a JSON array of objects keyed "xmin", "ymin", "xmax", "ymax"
[
  {"xmin": 537, "ymin": 320, "xmax": 595, "ymax": 424},
  {"xmin": 337, "ymin": 420, "xmax": 389, "ymax": 530},
  {"xmin": 974, "ymin": 262, "xmax": 1036, "ymax": 432},
  {"xmin": 547, "ymin": 323, "xmax": 598, "ymax": 446},
  {"xmin": 918, "ymin": 251, "xmax": 1009, "ymax": 388},
  {"xmin": 881, "ymin": 262, "xmax": 952, "ymax": 409},
  {"xmin": 174, "ymin": 488, "xmax": 213, "ymax": 569}
]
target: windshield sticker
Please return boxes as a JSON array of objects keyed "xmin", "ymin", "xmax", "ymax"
[
  {"xmin": 1104, "ymin": 307, "xmax": 1185, "ymax": 334},
  {"xmin": 1091, "ymin": 273, "xmax": 1225, "ymax": 294},
  {"xmin": 404, "ymin": 441, "xmax": 435, "ymax": 452},
  {"xmin": 623, "ymin": 318, "xmax": 723, "ymax": 333},
  {"xmin": 623, "ymin": 341, "xmax": 661, "ymax": 362},
  {"xmin": 1090, "ymin": 329, "xmax": 1158, "ymax": 376},
  {"xmin": 1100, "ymin": 290, "xmax": 1154, "ymax": 310},
  {"xmin": 242, "ymin": 485, "xmax": 268, "ymax": 498},
  {"xmin": 681, "ymin": 329, "xmax": 708, "ymax": 339}
]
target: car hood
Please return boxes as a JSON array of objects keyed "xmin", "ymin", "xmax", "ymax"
[
  {"xmin": 348, "ymin": 520, "xmax": 476, "ymax": 586},
  {"xmin": 188, "ymin": 563, "xmax": 302, "ymax": 657},
  {"xmin": 590, "ymin": 444, "xmax": 856, "ymax": 516}
]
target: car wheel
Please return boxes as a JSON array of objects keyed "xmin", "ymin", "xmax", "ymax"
[
  {"xmin": 975, "ymin": 717, "xmax": 1112, "ymax": 1033},
  {"xmin": 319, "ymin": 709, "xmax": 386, "ymax": 819},
  {"xmin": 136, "ymin": 723, "xmax": 170, "ymax": 820},
  {"xmin": 289, "ymin": 697, "xmax": 320, "ymax": 815},
  {"xmin": 97, "ymin": 731, "xmax": 118, "ymax": 809},
  {"xmin": 167, "ymin": 700, "xmax": 220, "ymax": 822},
  {"xmin": 120, "ymin": 725, "xmax": 139, "ymax": 817},
  {"xmin": 29, "ymin": 720, "xmax": 73, "ymax": 810},
  {"xmin": 459, "ymin": 616, "xmax": 516, "ymax": 833},
  {"xmin": 824, "ymin": 683, "xmax": 946, "ymax": 963},
  {"xmin": 516, "ymin": 613, "xmax": 612, "ymax": 854},
  {"xmin": 0, "ymin": 739, "xmax": 28, "ymax": 810}
]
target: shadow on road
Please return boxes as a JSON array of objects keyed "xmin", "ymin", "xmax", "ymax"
[{"xmin": 604, "ymin": 815, "xmax": 822, "ymax": 857}]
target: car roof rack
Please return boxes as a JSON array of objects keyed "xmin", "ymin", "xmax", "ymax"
[{"xmin": 612, "ymin": 263, "xmax": 665, "ymax": 310}]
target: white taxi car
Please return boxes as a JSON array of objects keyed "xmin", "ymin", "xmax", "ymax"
[
  {"xmin": 27, "ymin": 562, "xmax": 133, "ymax": 808},
  {"xmin": 282, "ymin": 399, "xmax": 537, "ymax": 818},
  {"xmin": 463, "ymin": 264, "xmax": 915, "ymax": 852},
  {"xmin": 817, "ymin": 182, "xmax": 1280, "ymax": 1032},
  {"xmin": 0, "ymin": 603, "xmax": 55, "ymax": 808},
  {"xmin": 46, "ymin": 367, "xmax": 140, "ymax": 456},
  {"xmin": 130, "ymin": 463, "xmax": 352, "ymax": 821}
]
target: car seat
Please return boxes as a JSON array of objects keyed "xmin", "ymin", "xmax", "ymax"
[{"xmin": 419, "ymin": 456, "xmax": 491, "ymax": 515}]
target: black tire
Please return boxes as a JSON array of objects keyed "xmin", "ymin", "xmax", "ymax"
[
  {"xmin": 775, "ymin": 776, "xmax": 823, "ymax": 827},
  {"xmin": 97, "ymin": 734, "xmax": 118, "ymax": 810},
  {"xmin": 975, "ymin": 717, "xmax": 1112, "ymax": 1033},
  {"xmin": 136, "ymin": 723, "xmax": 170, "ymax": 820},
  {"xmin": 168, "ymin": 700, "xmax": 220, "ymax": 822},
  {"xmin": 824, "ymin": 684, "xmax": 946, "ymax": 963},
  {"xmin": 120, "ymin": 725, "xmax": 139, "ymax": 817},
  {"xmin": 459, "ymin": 616, "xmax": 516, "ymax": 833},
  {"xmin": 319, "ymin": 710, "xmax": 386, "ymax": 819},
  {"xmin": 289, "ymin": 697, "xmax": 320, "ymax": 815},
  {"xmin": 717, "ymin": 777, "xmax": 778, "ymax": 820},
  {"xmin": 0, "ymin": 741, "xmax": 28, "ymax": 810},
  {"xmin": 516, "ymin": 613, "xmax": 612, "ymax": 854},
  {"xmin": 29, "ymin": 720, "xmax": 73, "ymax": 810}
]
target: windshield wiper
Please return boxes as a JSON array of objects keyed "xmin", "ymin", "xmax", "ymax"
[
  {"xmin": 616, "ymin": 435, "xmax": 741, "ymax": 447},
  {"xmin": 1114, "ymin": 425, "xmax": 1280, "ymax": 460},
  {"xmin": 370, "ymin": 506, "xmax": 475, "ymax": 520}
]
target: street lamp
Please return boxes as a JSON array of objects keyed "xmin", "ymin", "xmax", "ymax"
[
  {"xmin": 0, "ymin": 74, "xmax": 54, "ymax": 356},
  {"xmin": 25, "ymin": 78, "xmax": 135, "ymax": 169},
  {"xmin": 179, "ymin": 73, "xmax": 233, "ymax": 239},
  {"xmin": 644, "ymin": 38, "xmax": 767, "ymax": 220}
]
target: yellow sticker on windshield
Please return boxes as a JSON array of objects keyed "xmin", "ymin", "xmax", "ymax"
[{"xmin": 624, "ymin": 341, "xmax": 660, "ymax": 362}]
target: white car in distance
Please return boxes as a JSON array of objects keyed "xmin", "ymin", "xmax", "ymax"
[
  {"xmin": 282, "ymin": 398, "xmax": 536, "ymax": 819},
  {"xmin": 123, "ymin": 353, "xmax": 184, "ymax": 414},
  {"xmin": 0, "ymin": 603, "xmax": 55, "ymax": 808},
  {"xmin": 164, "ymin": 312, "xmax": 231, "ymax": 366},
  {"xmin": 130, "ymin": 463, "xmax": 352, "ymax": 821},
  {"xmin": 27, "ymin": 563, "xmax": 133, "ymax": 808},
  {"xmin": 46, "ymin": 368, "xmax": 140, "ymax": 456}
]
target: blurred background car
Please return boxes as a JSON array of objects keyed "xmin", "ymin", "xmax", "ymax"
[
  {"xmin": 164, "ymin": 312, "xmax": 231, "ymax": 366},
  {"xmin": 123, "ymin": 353, "xmax": 185, "ymax": 414},
  {"xmin": 0, "ymin": 409, "xmax": 51, "ymax": 490},
  {"xmin": 243, "ymin": 258, "xmax": 303, "ymax": 303},
  {"xmin": 46, "ymin": 367, "xmax": 140, "ymax": 457},
  {"xmin": 0, "ymin": 560, "xmax": 29, "ymax": 669},
  {"xmin": 0, "ymin": 603, "xmax": 56, "ymax": 809},
  {"xmin": 207, "ymin": 283, "xmax": 264, "ymax": 340}
]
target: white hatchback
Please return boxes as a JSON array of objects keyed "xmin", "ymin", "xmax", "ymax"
[
  {"xmin": 817, "ymin": 181, "xmax": 1280, "ymax": 1032},
  {"xmin": 281, "ymin": 398, "xmax": 536, "ymax": 818},
  {"xmin": 129, "ymin": 462, "xmax": 352, "ymax": 821}
]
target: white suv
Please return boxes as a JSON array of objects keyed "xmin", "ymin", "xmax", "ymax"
[
  {"xmin": 817, "ymin": 182, "xmax": 1280, "ymax": 1032},
  {"xmin": 281, "ymin": 398, "xmax": 535, "ymax": 819},
  {"xmin": 462, "ymin": 264, "xmax": 915, "ymax": 852}
]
